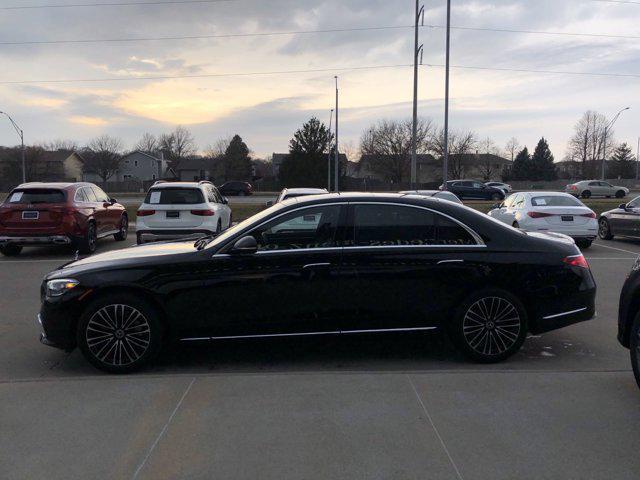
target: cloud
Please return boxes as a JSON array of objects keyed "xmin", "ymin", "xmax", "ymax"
[{"xmin": 69, "ymin": 116, "xmax": 110, "ymax": 127}]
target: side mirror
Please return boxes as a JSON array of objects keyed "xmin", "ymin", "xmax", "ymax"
[
  {"xmin": 619, "ymin": 203, "xmax": 628, "ymax": 210},
  {"xmin": 222, "ymin": 197, "xmax": 229, "ymax": 205},
  {"xmin": 231, "ymin": 235, "xmax": 258, "ymax": 254},
  {"xmin": 109, "ymin": 197, "xmax": 117, "ymax": 204},
  {"xmin": 266, "ymin": 200, "xmax": 274, "ymax": 207},
  {"xmin": 491, "ymin": 203, "xmax": 502, "ymax": 210}
]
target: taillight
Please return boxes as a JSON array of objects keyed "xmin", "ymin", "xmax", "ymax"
[
  {"xmin": 190, "ymin": 209, "xmax": 214, "ymax": 216},
  {"xmin": 581, "ymin": 212, "xmax": 596, "ymax": 219},
  {"xmin": 137, "ymin": 209, "xmax": 155, "ymax": 217},
  {"xmin": 567, "ymin": 185, "xmax": 577, "ymax": 190},
  {"xmin": 527, "ymin": 211, "xmax": 553, "ymax": 218},
  {"xmin": 563, "ymin": 254, "xmax": 589, "ymax": 269}
]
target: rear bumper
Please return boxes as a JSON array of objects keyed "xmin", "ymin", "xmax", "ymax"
[
  {"xmin": 137, "ymin": 229, "xmax": 214, "ymax": 244},
  {"xmin": 0, "ymin": 235, "xmax": 71, "ymax": 245},
  {"xmin": 532, "ymin": 289, "xmax": 596, "ymax": 334}
]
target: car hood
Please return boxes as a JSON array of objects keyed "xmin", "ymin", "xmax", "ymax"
[{"xmin": 60, "ymin": 241, "xmax": 198, "ymax": 270}]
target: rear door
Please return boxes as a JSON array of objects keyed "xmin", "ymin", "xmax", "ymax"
[{"xmin": 1, "ymin": 188, "xmax": 68, "ymax": 232}]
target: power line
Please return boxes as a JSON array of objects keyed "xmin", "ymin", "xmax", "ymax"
[
  {"xmin": 1, "ymin": 23, "xmax": 638, "ymax": 47},
  {"xmin": 0, "ymin": 62, "xmax": 638, "ymax": 85},
  {"xmin": 591, "ymin": 0, "xmax": 640, "ymax": 4},
  {"xmin": 0, "ymin": 0, "xmax": 235, "ymax": 10}
]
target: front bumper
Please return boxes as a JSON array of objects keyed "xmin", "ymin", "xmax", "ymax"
[
  {"xmin": 0, "ymin": 235, "xmax": 71, "ymax": 246},
  {"xmin": 136, "ymin": 229, "xmax": 214, "ymax": 244}
]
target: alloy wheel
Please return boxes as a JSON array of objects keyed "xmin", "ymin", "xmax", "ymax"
[
  {"xmin": 599, "ymin": 219, "xmax": 609, "ymax": 238},
  {"xmin": 462, "ymin": 296, "xmax": 521, "ymax": 356},
  {"xmin": 85, "ymin": 304, "xmax": 151, "ymax": 367}
]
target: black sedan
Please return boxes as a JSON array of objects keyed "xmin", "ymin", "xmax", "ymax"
[
  {"xmin": 617, "ymin": 257, "xmax": 640, "ymax": 388},
  {"xmin": 39, "ymin": 193, "xmax": 596, "ymax": 373},
  {"xmin": 441, "ymin": 180, "xmax": 506, "ymax": 201},
  {"xmin": 598, "ymin": 196, "xmax": 640, "ymax": 240}
]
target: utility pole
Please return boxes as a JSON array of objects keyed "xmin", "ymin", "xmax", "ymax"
[
  {"xmin": 0, "ymin": 111, "xmax": 26, "ymax": 183},
  {"xmin": 328, "ymin": 108, "xmax": 334, "ymax": 191},
  {"xmin": 411, "ymin": 0, "xmax": 424, "ymax": 188},
  {"xmin": 334, "ymin": 76, "xmax": 339, "ymax": 193},
  {"xmin": 442, "ymin": 0, "xmax": 451, "ymax": 190},
  {"xmin": 636, "ymin": 136, "xmax": 640, "ymax": 180},
  {"xmin": 601, "ymin": 106, "xmax": 630, "ymax": 180}
]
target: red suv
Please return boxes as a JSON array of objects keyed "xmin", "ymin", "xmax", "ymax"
[{"xmin": 0, "ymin": 182, "xmax": 128, "ymax": 256}]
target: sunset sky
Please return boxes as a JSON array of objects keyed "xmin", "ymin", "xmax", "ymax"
[{"xmin": 0, "ymin": 0, "xmax": 638, "ymax": 159}]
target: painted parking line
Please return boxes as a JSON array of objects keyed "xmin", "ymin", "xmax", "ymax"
[
  {"xmin": 0, "ymin": 259, "xmax": 67, "ymax": 264},
  {"xmin": 593, "ymin": 242, "xmax": 640, "ymax": 256}
]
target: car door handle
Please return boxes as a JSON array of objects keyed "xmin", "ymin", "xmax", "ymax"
[
  {"xmin": 302, "ymin": 263, "xmax": 331, "ymax": 269},
  {"xmin": 437, "ymin": 259, "xmax": 464, "ymax": 265}
]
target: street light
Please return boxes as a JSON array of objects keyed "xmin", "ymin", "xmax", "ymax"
[
  {"xmin": 601, "ymin": 106, "xmax": 630, "ymax": 180},
  {"xmin": 327, "ymin": 108, "xmax": 334, "ymax": 191},
  {"xmin": 0, "ymin": 111, "xmax": 26, "ymax": 183}
]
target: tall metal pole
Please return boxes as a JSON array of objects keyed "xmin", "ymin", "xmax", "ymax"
[
  {"xmin": 411, "ymin": 0, "xmax": 423, "ymax": 188},
  {"xmin": 328, "ymin": 108, "xmax": 334, "ymax": 191},
  {"xmin": 0, "ymin": 111, "xmax": 26, "ymax": 183},
  {"xmin": 334, "ymin": 76, "xmax": 339, "ymax": 193},
  {"xmin": 442, "ymin": 0, "xmax": 451, "ymax": 189},
  {"xmin": 636, "ymin": 136, "xmax": 640, "ymax": 181},
  {"xmin": 601, "ymin": 106, "xmax": 630, "ymax": 180}
]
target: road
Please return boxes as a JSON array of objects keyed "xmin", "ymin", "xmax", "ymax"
[{"xmin": 1, "ymin": 238, "xmax": 640, "ymax": 479}]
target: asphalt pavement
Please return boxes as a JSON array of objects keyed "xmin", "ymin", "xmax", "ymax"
[{"xmin": 1, "ymin": 237, "xmax": 640, "ymax": 479}]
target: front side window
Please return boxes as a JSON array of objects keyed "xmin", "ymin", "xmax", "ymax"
[
  {"xmin": 248, "ymin": 205, "xmax": 341, "ymax": 251},
  {"xmin": 503, "ymin": 194, "xmax": 516, "ymax": 208},
  {"xmin": 352, "ymin": 204, "xmax": 475, "ymax": 247},
  {"xmin": 92, "ymin": 187, "xmax": 110, "ymax": 203},
  {"xmin": 83, "ymin": 187, "xmax": 98, "ymax": 202}
]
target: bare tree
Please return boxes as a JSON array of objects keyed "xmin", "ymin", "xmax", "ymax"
[
  {"xmin": 428, "ymin": 128, "xmax": 476, "ymax": 178},
  {"xmin": 204, "ymin": 136, "xmax": 232, "ymax": 159},
  {"xmin": 159, "ymin": 126, "xmax": 197, "ymax": 167},
  {"xmin": 359, "ymin": 118, "xmax": 434, "ymax": 183},
  {"xmin": 566, "ymin": 110, "xmax": 610, "ymax": 178},
  {"xmin": 83, "ymin": 135, "xmax": 124, "ymax": 183},
  {"xmin": 135, "ymin": 133, "xmax": 159, "ymax": 154},
  {"xmin": 42, "ymin": 139, "xmax": 79, "ymax": 152},
  {"xmin": 505, "ymin": 137, "xmax": 520, "ymax": 162}
]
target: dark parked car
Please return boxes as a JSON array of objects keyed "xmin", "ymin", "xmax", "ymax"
[
  {"xmin": 218, "ymin": 181, "xmax": 253, "ymax": 196},
  {"xmin": 39, "ymin": 193, "xmax": 596, "ymax": 373},
  {"xmin": 440, "ymin": 180, "xmax": 505, "ymax": 201},
  {"xmin": 598, "ymin": 195, "xmax": 640, "ymax": 241},
  {"xmin": 617, "ymin": 257, "xmax": 640, "ymax": 388},
  {"xmin": 0, "ymin": 182, "xmax": 128, "ymax": 256}
]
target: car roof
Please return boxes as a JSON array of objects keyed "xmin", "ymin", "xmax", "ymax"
[
  {"xmin": 149, "ymin": 182, "xmax": 207, "ymax": 189},
  {"xmin": 282, "ymin": 188, "xmax": 329, "ymax": 194},
  {"xmin": 522, "ymin": 191, "xmax": 578, "ymax": 197},
  {"xmin": 15, "ymin": 182, "xmax": 93, "ymax": 190}
]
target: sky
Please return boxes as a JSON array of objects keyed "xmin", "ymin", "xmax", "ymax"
[{"xmin": 0, "ymin": 0, "xmax": 638, "ymax": 160}]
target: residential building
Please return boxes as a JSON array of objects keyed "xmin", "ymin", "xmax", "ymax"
[
  {"xmin": 117, "ymin": 151, "xmax": 167, "ymax": 182},
  {"xmin": 173, "ymin": 157, "xmax": 212, "ymax": 181}
]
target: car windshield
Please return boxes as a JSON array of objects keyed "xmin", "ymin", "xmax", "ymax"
[
  {"xmin": 531, "ymin": 195, "xmax": 582, "ymax": 207},
  {"xmin": 145, "ymin": 188, "xmax": 204, "ymax": 205},
  {"xmin": 6, "ymin": 189, "xmax": 65, "ymax": 204}
]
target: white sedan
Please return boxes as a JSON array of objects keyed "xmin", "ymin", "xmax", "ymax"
[{"xmin": 488, "ymin": 191, "xmax": 597, "ymax": 248}]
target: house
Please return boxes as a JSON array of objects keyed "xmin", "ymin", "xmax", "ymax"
[
  {"xmin": 446, "ymin": 153, "xmax": 512, "ymax": 180},
  {"xmin": 42, "ymin": 150, "xmax": 85, "ymax": 181},
  {"xmin": 173, "ymin": 157, "xmax": 212, "ymax": 181},
  {"xmin": 353, "ymin": 154, "xmax": 437, "ymax": 183},
  {"xmin": 0, "ymin": 148, "xmax": 84, "ymax": 183},
  {"xmin": 117, "ymin": 151, "xmax": 167, "ymax": 182}
]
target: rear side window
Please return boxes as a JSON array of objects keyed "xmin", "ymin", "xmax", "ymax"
[
  {"xmin": 352, "ymin": 204, "xmax": 476, "ymax": 247},
  {"xmin": 145, "ymin": 188, "xmax": 204, "ymax": 205},
  {"xmin": 74, "ymin": 188, "xmax": 87, "ymax": 202},
  {"xmin": 531, "ymin": 196, "xmax": 581, "ymax": 207},
  {"xmin": 6, "ymin": 189, "xmax": 65, "ymax": 204}
]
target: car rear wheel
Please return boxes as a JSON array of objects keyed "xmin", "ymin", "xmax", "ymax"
[
  {"xmin": 0, "ymin": 244, "xmax": 23, "ymax": 256},
  {"xmin": 616, "ymin": 190, "xmax": 626, "ymax": 198},
  {"xmin": 238, "ymin": 191, "xmax": 246, "ymax": 196},
  {"xmin": 630, "ymin": 312, "xmax": 640, "ymax": 389},
  {"xmin": 581, "ymin": 190, "xmax": 591, "ymax": 199},
  {"xmin": 576, "ymin": 239, "xmax": 592, "ymax": 249},
  {"xmin": 77, "ymin": 222, "xmax": 97, "ymax": 254},
  {"xmin": 448, "ymin": 289, "xmax": 528, "ymax": 363},
  {"xmin": 77, "ymin": 294, "xmax": 163, "ymax": 373},
  {"xmin": 491, "ymin": 193, "xmax": 502, "ymax": 201},
  {"xmin": 512, "ymin": 221, "xmax": 520, "ymax": 229},
  {"xmin": 598, "ymin": 218, "xmax": 613, "ymax": 240},
  {"xmin": 114, "ymin": 215, "xmax": 128, "ymax": 241}
]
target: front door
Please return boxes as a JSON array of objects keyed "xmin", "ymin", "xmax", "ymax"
[
  {"xmin": 185, "ymin": 204, "xmax": 347, "ymax": 338},
  {"xmin": 339, "ymin": 202, "xmax": 487, "ymax": 332}
]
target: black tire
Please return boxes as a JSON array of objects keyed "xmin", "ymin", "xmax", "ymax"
[
  {"xmin": 114, "ymin": 214, "xmax": 128, "ymax": 241},
  {"xmin": 238, "ymin": 191, "xmax": 246, "ymax": 197},
  {"xmin": 216, "ymin": 219, "xmax": 221, "ymax": 234},
  {"xmin": 491, "ymin": 193, "xmax": 502, "ymax": 201},
  {"xmin": 630, "ymin": 312, "xmax": 640, "ymax": 389},
  {"xmin": 581, "ymin": 190, "xmax": 591, "ymax": 199},
  {"xmin": 512, "ymin": 221, "xmax": 520, "ymax": 229},
  {"xmin": 76, "ymin": 293, "xmax": 163, "ymax": 373},
  {"xmin": 0, "ymin": 244, "xmax": 22, "ymax": 256},
  {"xmin": 576, "ymin": 239, "xmax": 592, "ymax": 249},
  {"xmin": 616, "ymin": 190, "xmax": 626, "ymax": 199},
  {"xmin": 77, "ymin": 222, "xmax": 97, "ymax": 254},
  {"xmin": 598, "ymin": 217, "xmax": 613, "ymax": 240},
  {"xmin": 447, "ymin": 288, "xmax": 528, "ymax": 363}
]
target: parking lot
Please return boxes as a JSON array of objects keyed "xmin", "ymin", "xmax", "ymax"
[{"xmin": 2, "ymin": 237, "xmax": 640, "ymax": 479}]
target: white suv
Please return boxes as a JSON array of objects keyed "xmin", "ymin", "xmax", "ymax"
[{"xmin": 136, "ymin": 181, "xmax": 232, "ymax": 244}]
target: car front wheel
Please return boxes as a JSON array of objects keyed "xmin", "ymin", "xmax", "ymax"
[
  {"xmin": 77, "ymin": 294, "xmax": 163, "ymax": 373},
  {"xmin": 0, "ymin": 244, "xmax": 23, "ymax": 256},
  {"xmin": 598, "ymin": 218, "xmax": 613, "ymax": 240},
  {"xmin": 448, "ymin": 289, "xmax": 528, "ymax": 363},
  {"xmin": 77, "ymin": 222, "xmax": 97, "ymax": 254},
  {"xmin": 581, "ymin": 190, "xmax": 591, "ymax": 199},
  {"xmin": 630, "ymin": 312, "xmax": 640, "ymax": 389},
  {"xmin": 114, "ymin": 215, "xmax": 128, "ymax": 241},
  {"xmin": 616, "ymin": 190, "xmax": 626, "ymax": 198}
]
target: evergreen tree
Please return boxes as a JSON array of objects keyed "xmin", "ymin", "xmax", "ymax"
[
  {"xmin": 510, "ymin": 147, "xmax": 531, "ymax": 180},
  {"xmin": 530, "ymin": 137, "xmax": 557, "ymax": 181},
  {"xmin": 279, "ymin": 117, "xmax": 333, "ymax": 187},
  {"xmin": 222, "ymin": 135, "xmax": 252, "ymax": 181},
  {"xmin": 609, "ymin": 142, "xmax": 636, "ymax": 179}
]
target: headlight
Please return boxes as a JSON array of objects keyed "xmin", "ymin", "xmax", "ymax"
[{"xmin": 46, "ymin": 278, "xmax": 79, "ymax": 297}]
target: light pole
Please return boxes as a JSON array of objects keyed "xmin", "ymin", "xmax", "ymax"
[
  {"xmin": 442, "ymin": 0, "xmax": 451, "ymax": 189},
  {"xmin": 601, "ymin": 106, "xmax": 630, "ymax": 180},
  {"xmin": 411, "ymin": 0, "xmax": 425, "ymax": 188},
  {"xmin": 0, "ymin": 111, "xmax": 26, "ymax": 183},
  {"xmin": 328, "ymin": 108, "xmax": 334, "ymax": 191},
  {"xmin": 636, "ymin": 136, "xmax": 640, "ymax": 181},
  {"xmin": 334, "ymin": 76, "xmax": 339, "ymax": 193}
]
